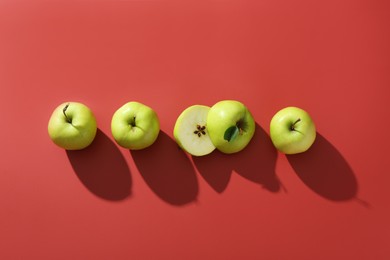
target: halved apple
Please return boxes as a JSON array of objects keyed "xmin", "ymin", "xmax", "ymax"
[{"xmin": 173, "ymin": 105, "xmax": 216, "ymax": 156}]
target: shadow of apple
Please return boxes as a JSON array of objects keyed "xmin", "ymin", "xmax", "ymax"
[
  {"xmin": 191, "ymin": 151, "xmax": 232, "ymax": 193},
  {"xmin": 67, "ymin": 129, "xmax": 132, "ymax": 201},
  {"xmin": 287, "ymin": 133, "xmax": 358, "ymax": 201},
  {"xmin": 193, "ymin": 123, "xmax": 281, "ymax": 193},
  {"xmin": 130, "ymin": 131, "xmax": 198, "ymax": 206}
]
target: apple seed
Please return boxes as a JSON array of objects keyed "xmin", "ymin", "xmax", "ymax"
[{"xmin": 194, "ymin": 124, "xmax": 207, "ymax": 138}]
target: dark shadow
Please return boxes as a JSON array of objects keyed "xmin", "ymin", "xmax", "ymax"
[
  {"xmin": 130, "ymin": 131, "xmax": 198, "ymax": 206},
  {"xmin": 287, "ymin": 133, "xmax": 358, "ymax": 201},
  {"xmin": 192, "ymin": 151, "xmax": 232, "ymax": 193},
  {"xmin": 193, "ymin": 123, "xmax": 280, "ymax": 193},
  {"xmin": 67, "ymin": 129, "xmax": 132, "ymax": 201}
]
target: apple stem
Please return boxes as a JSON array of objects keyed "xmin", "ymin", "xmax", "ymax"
[
  {"xmin": 236, "ymin": 120, "xmax": 245, "ymax": 135},
  {"xmin": 63, "ymin": 103, "xmax": 71, "ymax": 123},
  {"xmin": 290, "ymin": 118, "xmax": 301, "ymax": 131},
  {"xmin": 130, "ymin": 116, "xmax": 136, "ymax": 127}
]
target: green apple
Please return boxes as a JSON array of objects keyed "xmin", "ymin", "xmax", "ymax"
[
  {"xmin": 173, "ymin": 105, "xmax": 216, "ymax": 156},
  {"xmin": 48, "ymin": 102, "xmax": 97, "ymax": 150},
  {"xmin": 206, "ymin": 100, "xmax": 255, "ymax": 154},
  {"xmin": 269, "ymin": 106, "xmax": 316, "ymax": 154},
  {"xmin": 111, "ymin": 101, "xmax": 160, "ymax": 150}
]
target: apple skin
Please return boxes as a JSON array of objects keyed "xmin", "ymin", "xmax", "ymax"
[
  {"xmin": 48, "ymin": 102, "xmax": 97, "ymax": 150},
  {"xmin": 269, "ymin": 106, "xmax": 316, "ymax": 154},
  {"xmin": 207, "ymin": 100, "xmax": 255, "ymax": 154},
  {"xmin": 111, "ymin": 101, "xmax": 160, "ymax": 150}
]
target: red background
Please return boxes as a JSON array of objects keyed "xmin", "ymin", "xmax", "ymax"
[{"xmin": 1, "ymin": 0, "xmax": 389, "ymax": 259}]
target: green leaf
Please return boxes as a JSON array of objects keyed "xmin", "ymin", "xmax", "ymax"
[{"xmin": 224, "ymin": 126, "xmax": 239, "ymax": 142}]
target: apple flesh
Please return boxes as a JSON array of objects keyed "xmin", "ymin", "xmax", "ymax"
[
  {"xmin": 269, "ymin": 106, "xmax": 316, "ymax": 154},
  {"xmin": 111, "ymin": 101, "xmax": 160, "ymax": 150},
  {"xmin": 173, "ymin": 105, "xmax": 216, "ymax": 156},
  {"xmin": 207, "ymin": 100, "xmax": 255, "ymax": 154},
  {"xmin": 48, "ymin": 102, "xmax": 97, "ymax": 150}
]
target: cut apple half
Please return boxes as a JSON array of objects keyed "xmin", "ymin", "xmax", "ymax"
[{"xmin": 173, "ymin": 105, "xmax": 216, "ymax": 156}]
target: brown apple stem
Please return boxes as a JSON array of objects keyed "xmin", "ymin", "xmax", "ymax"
[
  {"xmin": 130, "ymin": 116, "xmax": 136, "ymax": 127},
  {"xmin": 236, "ymin": 119, "xmax": 245, "ymax": 135},
  {"xmin": 63, "ymin": 103, "xmax": 71, "ymax": 123},
  {"xmin": 290, "ymin": 118, "xmax": 301, "ymax": 131}
]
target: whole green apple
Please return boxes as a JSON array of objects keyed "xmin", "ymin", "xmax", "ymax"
[
  {"xmin": 207, "ymin": 100, "xmax": 255, "ymax": 154},
  {"xmin": 48, "ymin": 101, "xmax": 97, "ymax": 150},
  {"xmin": 111, "ymin": 101, "xmax": 160, "ymax": 150},
  {"xmin": 269, "ymin": 106, "xmax": 316, "ymax": 154}
]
